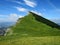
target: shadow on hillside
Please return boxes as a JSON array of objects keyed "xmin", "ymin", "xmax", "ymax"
[{"xmin": 30, "ymin": 12, "xmax": 60, "ymax": 29}]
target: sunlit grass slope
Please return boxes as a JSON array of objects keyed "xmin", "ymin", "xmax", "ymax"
[
  {"xmin": 11, "ymin": 12, "xmax": 60, "ymax": 37},
  {"xmin": 0, "ymin": 36, "xmax": 60, "ymax": 45},
  {"xmin": 0, "ymin": 12, "xmax": 60, "ymax": 45}
]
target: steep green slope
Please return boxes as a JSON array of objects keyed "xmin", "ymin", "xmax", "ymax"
[
  {"xmin": 31, "ymin": 12, "xmax": 60, "ymax": 29},
  {"xmin": 10, "ymin": 12, "xmax": 60, "ymax": 37},
  {"xmin": 0, "ymin": 12, "xmax": 60, "ymax": 45}
]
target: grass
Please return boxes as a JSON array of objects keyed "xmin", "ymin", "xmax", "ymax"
[
  {"xmin": 11, "ymin": 12, "xmax": 60, "ymax": 36},
  {"xmin": 0, "ymin": 36, "xmax": 60, "ymax": 45},
  {"xmin": 0, "ymin": 12, "xmax": 60, "ymax": 45}
]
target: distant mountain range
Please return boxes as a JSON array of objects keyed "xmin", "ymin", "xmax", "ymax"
[
  {"xmin": 0, "ymin": 22, "xmax": 15, "ymax": 26},
  {"xmin": 0, "ymin": 22, "xmax": 16, "ymax": 31}
]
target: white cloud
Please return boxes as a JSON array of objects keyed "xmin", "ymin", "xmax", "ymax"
[
  {"xmin": 8, "ymin": 14, "xmax": 19, "ymax": 22},
  {"xmin": 13, "ymin": 1, "xmax": 23, "ymax": 4},
  {"xmin": 31, "ymin": 10, "xmax": 42, "ymax": 15},
  {"xmin": 6, "ymin": 0, "xmax": 37, "ymax": 7},
  {"xmin": 0, "ymin": 14, "xmax": 24, "ymax": 22},
  {"xmin": 19, "ymin": 16, "xmax": 24, "ymax": 18},
  {"xmin": 15, "ymin": 7, "xmax": 27, "ymax": 12},
  {"xmin": 24, "ymin": 0, "xmax": 36, "ymax": 7}
]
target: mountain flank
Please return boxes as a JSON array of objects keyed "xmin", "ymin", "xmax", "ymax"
[
  {"xmin": 29, "ymin": 12, "xmax": 60, "ymax": 29},
  {"xmin": 9, "ymin": 12, "xmax": 60, "ymax": 37},
  {"xmin": 0, "ymin": 12, "xmax": 60, "ymax": 45}
]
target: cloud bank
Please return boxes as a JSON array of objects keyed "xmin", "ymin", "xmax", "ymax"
[{"xmin": 0, "ymin": 14, "xmax": 23, "ymax": 22}]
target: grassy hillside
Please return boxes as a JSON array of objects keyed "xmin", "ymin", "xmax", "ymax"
[
  {"xmin": 0, "ymin": 12, "xmax": 60, "ymax": 45},
  {"xmin": 10, "ymin": 12, "xmax": 60, "ymax": 37},
  {"xmin": 31, "ymin": 12, "xmax": 60, "ymax": 29}
]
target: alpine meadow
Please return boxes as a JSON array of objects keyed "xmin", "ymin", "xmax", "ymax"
[{"xmin": 0, "ymin": 12, "xmax": 60, "ymax": 45}]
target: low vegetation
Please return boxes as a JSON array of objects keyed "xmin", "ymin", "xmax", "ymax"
[{"xmin": 0, "ymin": 12, "xmax": 60, "ymax": 45}]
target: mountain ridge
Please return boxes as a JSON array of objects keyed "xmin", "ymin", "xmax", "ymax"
[
  {"xmin": 29, "ymin": 12, "xmax": 60, "ymax": 29},
  {"xmin": 9, "ymin": 12, "xmax": 60, "ymax": 37},
  {"xmin": 0, "ymin": 12, "xmax": 60, "ymax": 45}
]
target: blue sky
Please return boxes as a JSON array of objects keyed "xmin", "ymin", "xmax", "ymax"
[{"xmin": 0, "ymin": 0, "xmax": 60, "ymax": 23}]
